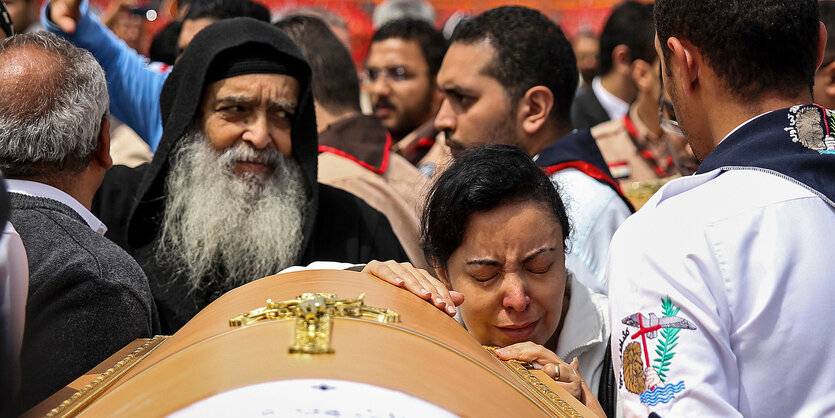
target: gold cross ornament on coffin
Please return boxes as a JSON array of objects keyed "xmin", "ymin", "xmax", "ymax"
[{"xmin": 229, "ymin": 293, "xmax": 400, "ymax": 354}]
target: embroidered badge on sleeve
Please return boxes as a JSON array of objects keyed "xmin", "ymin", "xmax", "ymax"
[{"xmin": 619, "ymin": 296, "xmax": 696, "ymax": 406}]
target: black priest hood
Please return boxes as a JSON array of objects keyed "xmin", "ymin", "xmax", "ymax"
[
  {"xmin": 99, "ymin": 18, "xmax": 320, "ymax": 252},
  {"xmin": 92, "ymin": 18, "xmax": 409, "ymax": 334}
]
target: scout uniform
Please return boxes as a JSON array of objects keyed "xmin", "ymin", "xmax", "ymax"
[{"xmin": 608, "ymin": 105, "xmax": 835, "ymax": 417}]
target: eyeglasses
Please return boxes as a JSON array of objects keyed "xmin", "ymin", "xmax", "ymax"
[
  {"xmin": 658, "ymin": 67, "xmax": 684, "ymax": 137},
  {"xmin": 658, "ymin": 96, "xmax": 683, "ymax": 137},
  {"xmin": 360, "ymin": 66, "xmax": 410, "ymax": 84}
]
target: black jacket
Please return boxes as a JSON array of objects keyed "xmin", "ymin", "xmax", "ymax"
[
  {"xmin": 93, "ymin": 18, "xmax": 407, "ymax": 333},
  {"xmin": 570, "ymin": 88, "xmax": 611, "ymax": 130}
]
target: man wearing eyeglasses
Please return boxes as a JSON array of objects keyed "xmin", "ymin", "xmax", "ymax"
[
  {"xmin": 608, "ymin": 0, "xmax": 835, "ymax": 416},
  {"xmin": 363, "ymin": 18, "xmax": 446, "ymax": 170}
]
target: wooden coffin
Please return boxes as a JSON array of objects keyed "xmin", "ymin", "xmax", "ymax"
[{"xmin": 36, "ymin": 270, "xmax": 594, "ymax": 417}]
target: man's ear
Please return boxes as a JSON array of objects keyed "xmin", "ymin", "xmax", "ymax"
[
  {"xmin": 667, "ymin": 36, "xmax": 700, "ymax": 94},
  {"xmin": 518, "ymin": 86, "xmax": 554, "ymax": 136},
  {"xmin": 630, "ymin": 59, "xmax": 654, "ymax": 92},
  {"xmin": 611, "ymin": 44, "xmax": 633, "ymax": 76},
  {"xmin": 93, "ymin": 117, "xmax": 113, "ymax": 170},
  {"xmin": 816, "ymin": 21, "xmax": 828, "ymax": 72},
  {"xmin": 821, "ymin": 62, "xmax": 835, "ymax": 100}
]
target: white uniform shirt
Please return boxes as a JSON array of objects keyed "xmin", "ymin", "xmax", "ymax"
[
  {"xmin": 608, "ymin": 168, "xmax": 835, "ymax": 417},
  {"xmin": 550, "ymin": 168, "xmax": 632, "ymax": 294}
]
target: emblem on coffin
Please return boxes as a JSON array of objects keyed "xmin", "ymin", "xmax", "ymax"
[{"xmin": 229, "ymin": 293, "xmax": 400, "ymax": 354}]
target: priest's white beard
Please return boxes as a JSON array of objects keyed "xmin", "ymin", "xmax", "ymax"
[{"xmin": 158, "ymin": 130, "xmax": 308, "ymax": 293}]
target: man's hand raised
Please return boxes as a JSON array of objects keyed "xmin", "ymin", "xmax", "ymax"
[{"xmin": 49, "ymin": 0, "xmax": 83, "ymax": 34}]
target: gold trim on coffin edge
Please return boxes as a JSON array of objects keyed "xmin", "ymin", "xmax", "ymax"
[
  {"xmin": 484, "ymin": 346, "xmax": 583, "ymax": 418},
  {"xmin": 324, "ymin": 317, "xmax": 583, "ymax": 417},
  {"xmin": 45, "ymin": 335, "xmax": 170, "ymax": 418}
]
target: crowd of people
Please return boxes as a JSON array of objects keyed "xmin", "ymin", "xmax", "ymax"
[{"xmin": 0, "ymin": 0, "xmax": 834, "ymax": 416}]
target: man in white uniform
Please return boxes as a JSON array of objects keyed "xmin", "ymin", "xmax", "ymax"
[{"xmin": 608, "ymin": 0, "xmax": 835, "ymax": 416}]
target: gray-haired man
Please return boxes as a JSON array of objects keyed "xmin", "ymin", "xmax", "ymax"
[{"xmin": 0, "ymin": 32, "xmax": 159, "ymax": 414}]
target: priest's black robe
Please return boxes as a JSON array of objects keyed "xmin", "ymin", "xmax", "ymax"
[{"xmin": 93, "ymin": 18, "xmax": 408, "ymax": 333}]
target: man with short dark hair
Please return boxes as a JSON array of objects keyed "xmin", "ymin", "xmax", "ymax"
[
  {"xmin": 434, "ymin": 6, "xmax": 632, "ymax": 297},
  {"xmin": 571, "ymin": 1, "xmax": 655, "ymax": 130},
  {"xmin": 43, "ymin": 0, "xmax": 270, "ymax": 150},
  {"xmin": 608, "ymin": 1, "xmax": 835, "ymax": 415},
  {"xmin": 276, "ymin": 15, "xmax": 430, "ymax": 271},
  {"xmin": 0, "ymin": 32, "xmax": 159, "ymax": 414},
  {"xmin": 364, "ymin": 18, "xmax": 446, "ymax": 167},
  {"xmin": 94, "ymin": 18, "xmax": 408, "ymax": 334}
]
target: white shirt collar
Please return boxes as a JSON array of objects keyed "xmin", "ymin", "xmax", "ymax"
[
  {"xmin": 554, "ymin": 275, "xmax": 606, "ymax": 360},
  {"xmin": 6, "ymin": 179, "xmax": 108, "ymax": 236},
  {"xmin": 592, "ymin": 76, "xmax": 630, "ymax": 121}
]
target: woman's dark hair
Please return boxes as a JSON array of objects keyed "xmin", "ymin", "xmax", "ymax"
[{"xmin": 421, "ymin": 144, "xmax": 570, "ymax": 269}]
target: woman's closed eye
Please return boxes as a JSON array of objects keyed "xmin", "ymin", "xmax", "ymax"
[
  {"xmin": 524, "ymin": 252, "xmax": 555, "ymax": 274},
  {"xmin": 466, "ymin": 264, "xmax": 500, "ymax": 282}
]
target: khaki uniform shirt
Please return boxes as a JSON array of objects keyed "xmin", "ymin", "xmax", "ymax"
[{"xmin": 591, "ymin": 107, "xmax": 674, "ymax": 189}]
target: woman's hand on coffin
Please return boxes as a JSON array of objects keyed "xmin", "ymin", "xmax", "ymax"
[
  {"xmin": 363, "ymin": 260, "xmax": 463, "ymax": 316},
  {"xmin": 494, "ymin": 341, "xmax": 583, "ymax": 402}
]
